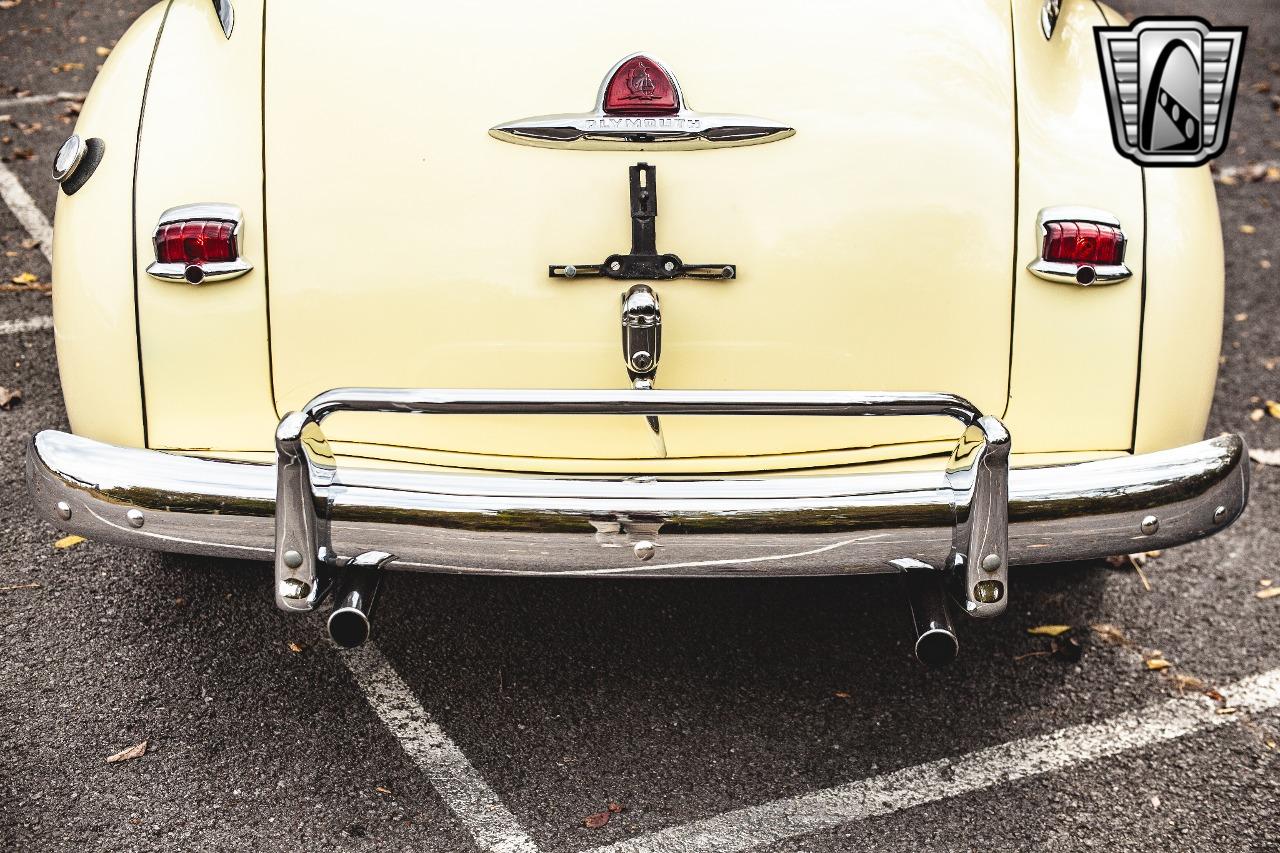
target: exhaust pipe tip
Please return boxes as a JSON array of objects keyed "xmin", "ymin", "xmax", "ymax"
[
  {"xmin": 326, "ymin": 550, "xmax": 392, "ymax": 649},
  {"xmin": 914, "ymin": 626, "xmax": 960, "ymax": 668},
  {"xmin": 895, "ymin": 558, "xmax": 959, "ymax": 668},
  {"xmin": 328, "ymin": 606, "xmax": 372, "ymax": 649}
]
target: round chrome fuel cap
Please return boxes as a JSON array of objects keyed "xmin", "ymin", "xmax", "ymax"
[{"xmin": 52, "ymin": 135, "xmax": 85, "ymax": 183}]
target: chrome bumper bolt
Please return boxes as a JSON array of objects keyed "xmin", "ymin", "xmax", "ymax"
[
  {"xmin": 283, "ymin": 549, "xmax": 304, "ymax": 569},
  {"xmin": 980, "ymin": 553, "xmax": 1002, "ymax": 572},
  {"xmin": 1140, "ymin": 515, "xmax": 1159, "ymax": 535},
  {"xmin": 56, "ymin": 501, "xmax": 72, "ymax": 521},
  {"xmin": 126, "ymin": 509, "xmax": 145, "ymax": 528},
  {"xmin": 1213, "ymin": 505, "xmax": 1228, "ymax": 524},
  {"xmin": 633, "ymin": 540, "xmax": 656, "ymax": 561}
]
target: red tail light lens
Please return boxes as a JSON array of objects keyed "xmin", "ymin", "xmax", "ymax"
[
  {"xmin": 1041, "ymin": 221, "xmax": 1125, "ymax": 265},
  {"xmin": 603, "ymin": 55, "xmax": 679, "ymax": 115},
  {"xmin": 154, "ymin": 220, "xmax": 237, "ymax": 266},
  {"xmin": 146, "ymin": 203, "xmax": 251, "ymax": 285}
]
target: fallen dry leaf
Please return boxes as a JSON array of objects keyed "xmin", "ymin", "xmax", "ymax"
[
  {"xmin": 1241, "ymin": 224, "xmax": 1257, "ymax": 234},
  {"xmin": 0, "ymin": 581, "xmax": 40, "ymax": 592},
  {"xmin": 833, "ymin": 691, "xmax": 850, "ymax": 699},
  {"xmin": 1027, "ymin": 625, "xmax": 1073, "ymax": 637},
  {"xmin": 1216, "ymin": 707, "xmax": 1238, "ymax": 715},
  {"xmin": 1050, "ymin": 635, "xmax": 1083, "ymax": 663},
  {"xmin": 1250, "ymin": 448, "xmax": 1280, "ymax": 466},
  {"xmin": 11, "ymin": 272, "xmax": 38, "ymax": 285},
  {"xmin": 0, "ymin": 1, "xmax": 22, "ymax": 9},
  {"xmin": 583, "ymin": 812, "xmax": 610, "ymax": 829},
  {"xmin": 287, "ymin": 641, "xmax": 305, "ymax": 653},
  {"xmin": 1090, "ymin": 623, "xmax": 1129, "ymax": 646},
  {"xmin": 0, "ymin": 386, "xmax": 20, "ymax": 409},
  {"xmin": 1146, "ymin": 658, "xmax": 1173, "ymax": 671},
  {"xmin": 1172, "ymin": 673, "xmax": 1206, "ymax": 692},
  {"xmin": 1107, "ymin": 553, "xmax": 1154, "ymax": 590},
  {"xmin": 106, "ymin": 740, "xmax": 147, "ymax": 763},
  {"xmin": 54, "ymin": 534, "xmax": 84, "ymax": 549},
  {"xmin": 0, "ymin": 280, "xmax": 51, "ymax": 293},
  {"xmin": 1268, "ymin": 400, "xmax": 1280, "ymax": 418},
  {"xmin": 1235, "ymin": 312, "xmax": 1249, "ymax": 322},
  {"xmin": 608, "ymin": 802, "xmax": 623, "ymax": 814},
  {"xmin": 1251, "ymin": 409, "xmax": 1267, "ymax": 422},
  {"xmin": 95, "ymin": 46, "xmax": 111, "ymax": 57},
  {"xmin": 1262, "ymin": 579, "xmax": 1274, "ymax": 587},
  {"xmin": 375, "ymin": 786, "xmax": 392, "ymax": 795},
  {"xmin": 1257, "ymin": 587, "xmax": 1280, "ymax": 600}
]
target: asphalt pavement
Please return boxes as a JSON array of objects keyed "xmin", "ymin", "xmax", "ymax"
[{"xmin": 1, "ymin": 1, "xmax": 1278, "ymax": 851}]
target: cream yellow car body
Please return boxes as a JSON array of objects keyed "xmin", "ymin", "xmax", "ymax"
[
  {"xmin": 31, "ymin": 0, "xmax": 1252, "ymax": 658},
  {"xmin": 53, "ymin": 0, "xmax": 1221, "ymax": 475}
]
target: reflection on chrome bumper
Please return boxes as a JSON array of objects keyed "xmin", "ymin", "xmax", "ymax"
[{"xmin": 27, "ymin": 391, "xmax": 1247, "ymax": 623}]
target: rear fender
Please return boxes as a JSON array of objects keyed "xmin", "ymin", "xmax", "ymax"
[{"xmin": 52, "ymin": 1, "xmax": 169, "ymax": 447}]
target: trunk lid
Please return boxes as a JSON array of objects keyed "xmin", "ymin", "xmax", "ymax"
[{"xmin": 263, "ymin": 0, "xmax": 1016, "ymax": 466}]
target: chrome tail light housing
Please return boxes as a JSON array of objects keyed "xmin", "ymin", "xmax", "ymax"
[
  {"xmin": 1028, "ymin": 206, "xmax": 1132, "ymax": 286},
  {"xmin": 145, "ymin": 203, "xmax": 252, "ymax": 285}
]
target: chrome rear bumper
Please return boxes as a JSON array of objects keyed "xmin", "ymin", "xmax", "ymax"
[{"xmin": 27, "ymin": 388, "xmax": 1248, "ymax": 623}]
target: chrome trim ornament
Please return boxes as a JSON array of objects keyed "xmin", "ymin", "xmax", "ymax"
[
  {"xmin": 489, "ymin": 53, "xmax": 795, "ymax": 151},
  {"xmin": 145, "ymin": 202, "xmax": 253, "ymax": 285},
  {"xmin": 1040, "ymin": 0, "xmax": 1062, "ymax": 40},
  {"xmin": 1096, "ymin": 17, "xmax": 1246, "ymax": 167},
  {"xmin": 212, "ymin": 0, "xmax": 234, "ymax": 39},
  {"xmin": 1027, "ymin": 206, "xmax": 1132, "ymax": 286}
]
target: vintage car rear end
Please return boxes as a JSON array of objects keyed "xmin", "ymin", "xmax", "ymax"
[{"xmin": 28, "ymin": 0, "xmax": 1248, "ymax": 662}]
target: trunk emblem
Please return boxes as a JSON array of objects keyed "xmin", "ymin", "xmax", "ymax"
[
  {"xmin": 489, "ymin": 52, "xmax": 794, "ymax": 151},
  {"xmin": 605, "ymin": 56, "xmax": 678, "ymax": 114}
]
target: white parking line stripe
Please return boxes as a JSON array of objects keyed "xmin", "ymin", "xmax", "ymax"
[
  {"xmin": 0, "ymin": 91, "xmax": 87, "ymax": 110},
  {"xmin": 0, "ymin": 315, "xmax": 54, "ymax": 335},
  {"xmin": 588, "ymin": 667, "xmax": 1280, "ymax": 853},
  {"xmin": 342, "ymin": 644, "xmax": 541, "ymax": 853},
  {"xmin": 0, "ymin": 161, "xmax": 54, "ymax": 264}
]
